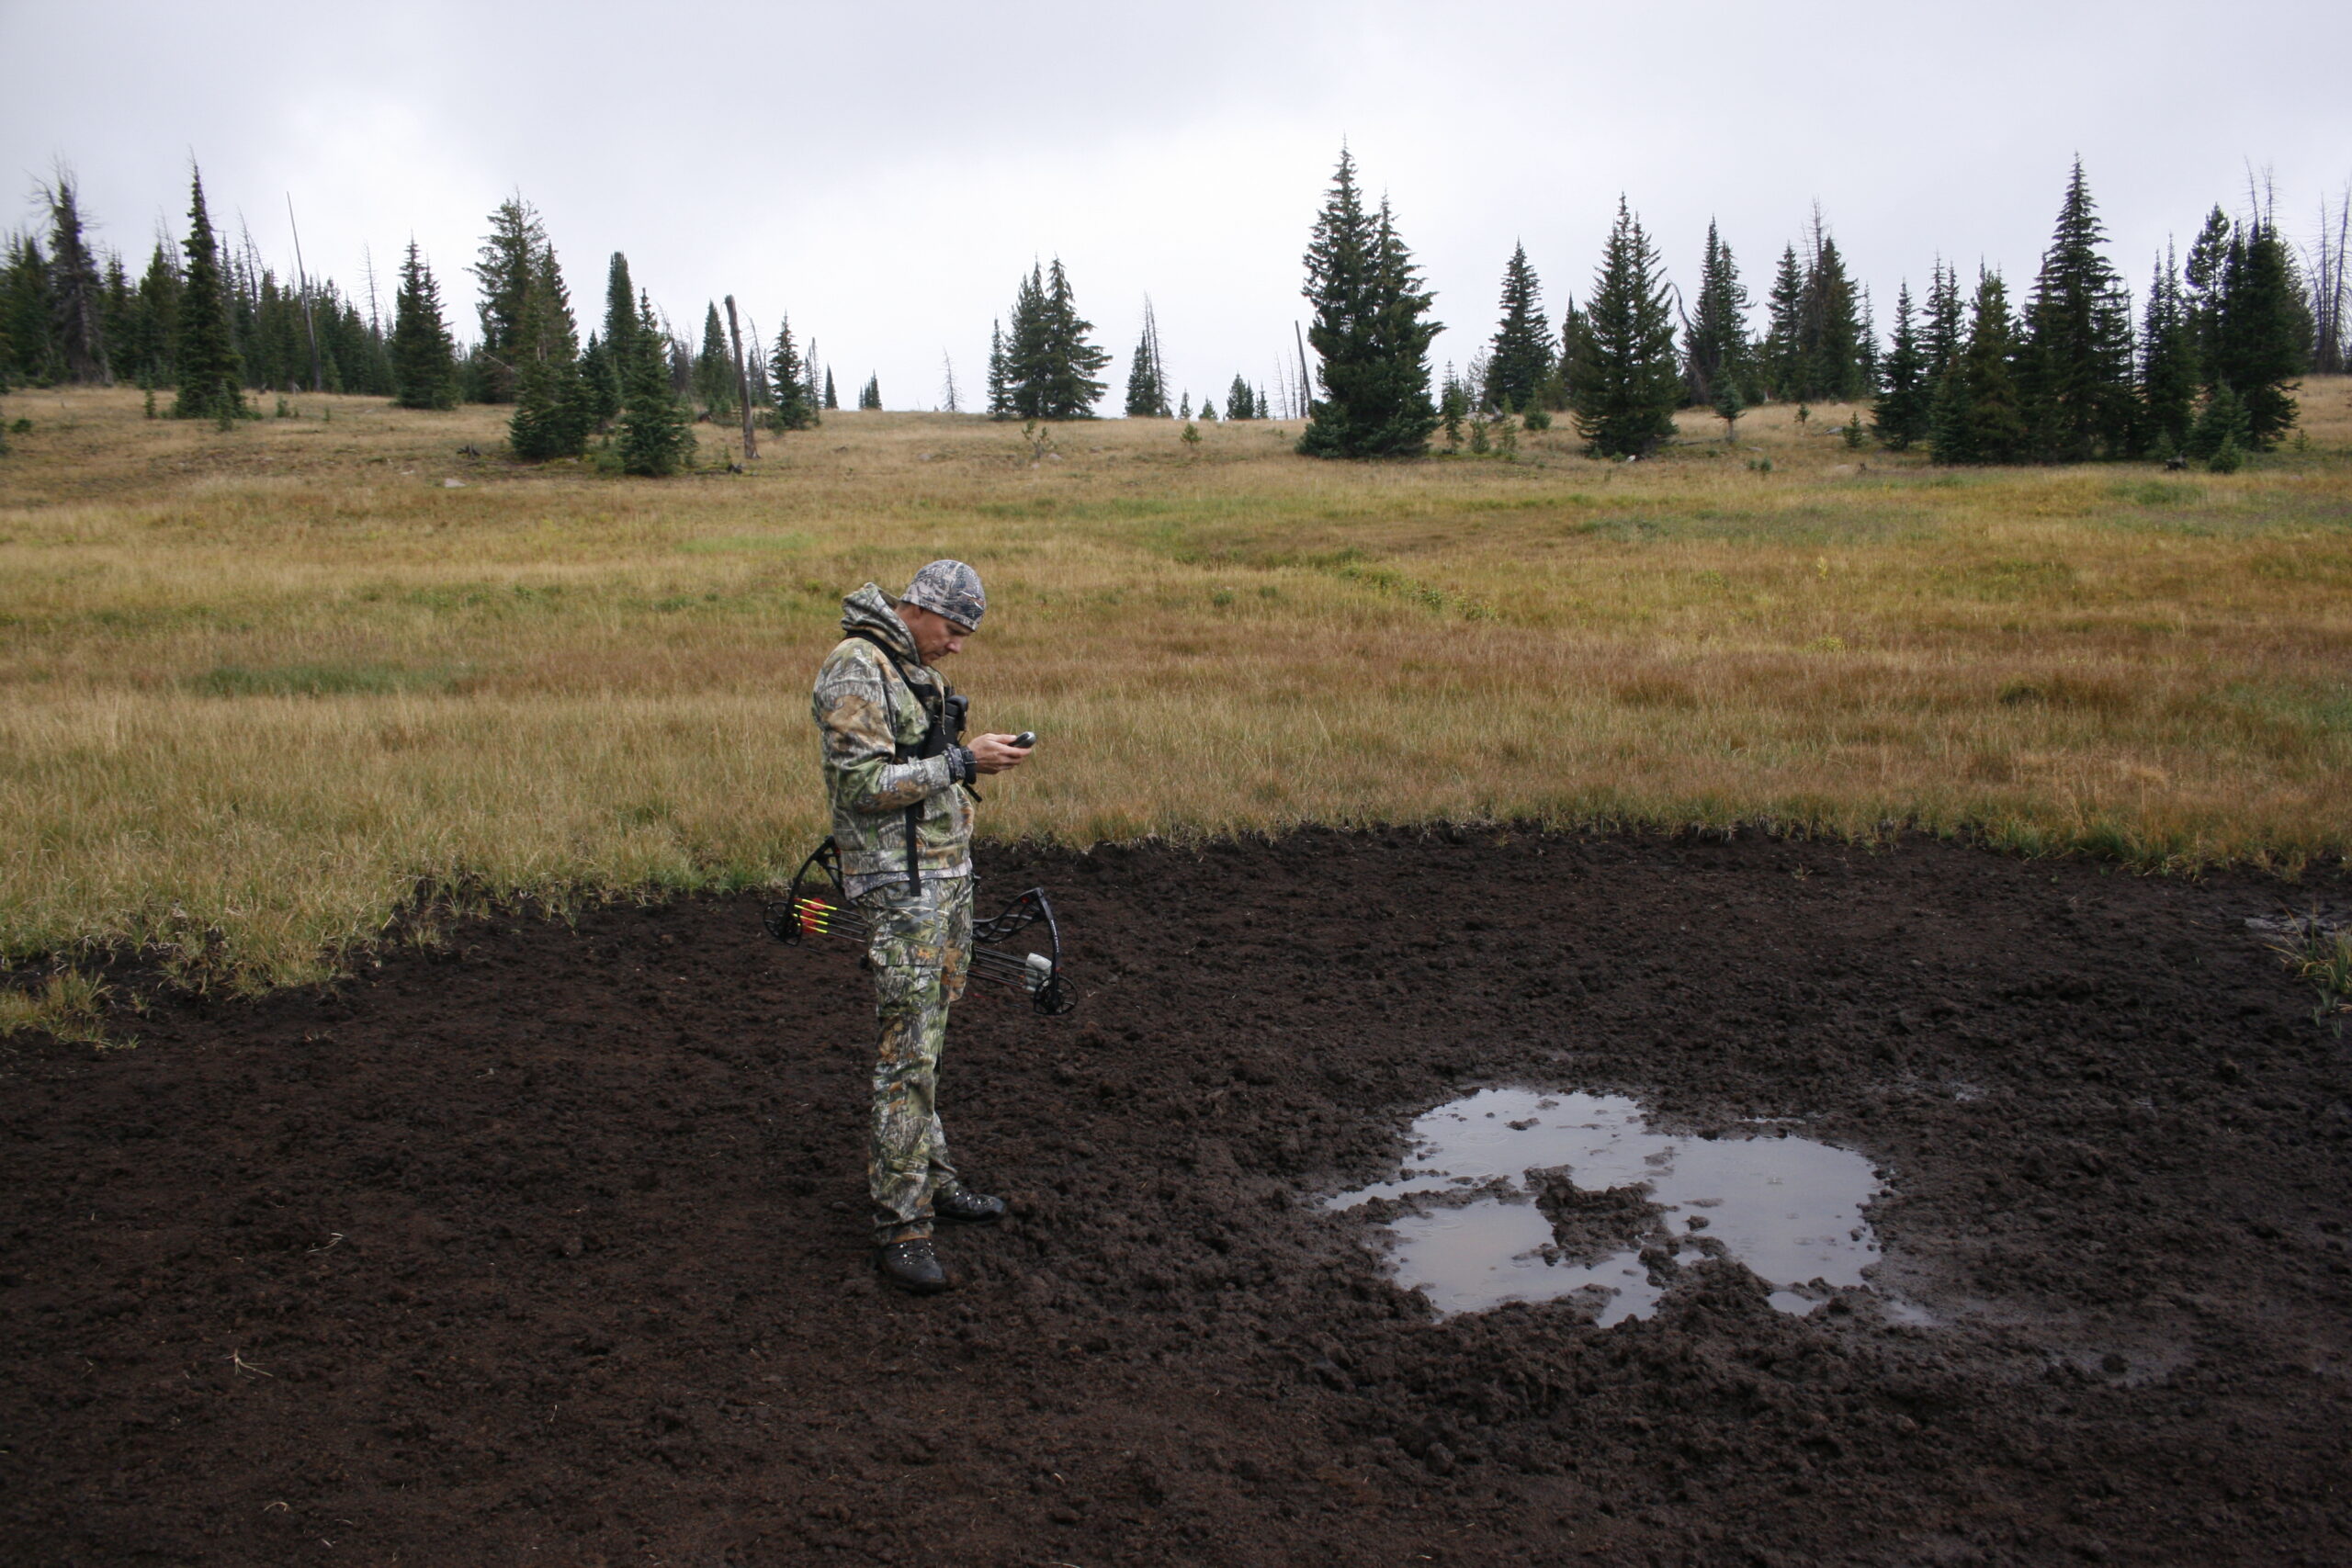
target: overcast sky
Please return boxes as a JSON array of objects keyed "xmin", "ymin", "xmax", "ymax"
[{"xmin": 5, "ymin": 1, "xmax": 2346, "ymax": 412}]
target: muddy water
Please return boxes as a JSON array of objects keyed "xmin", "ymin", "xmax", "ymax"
[{"xmin": 1328, "ymin": 1089, "xmax": 1892, "ymax": 1325}]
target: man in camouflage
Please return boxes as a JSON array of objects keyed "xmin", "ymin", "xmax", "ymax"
[{"xmin": 811, "ymin": 560, "xmax": 1033, "ymax": 1294}]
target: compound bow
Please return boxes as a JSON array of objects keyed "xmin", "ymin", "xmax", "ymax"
[{"xmin": 761, "ymin": 840, "xmax": 1076, "ymax": 1016}]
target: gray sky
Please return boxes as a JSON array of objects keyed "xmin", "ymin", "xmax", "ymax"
[{"xmin": 6, "ymin": 0, "xmax": 2346, "ymax": 412}]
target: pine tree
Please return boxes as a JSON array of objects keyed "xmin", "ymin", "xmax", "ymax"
[
  {"xmin": 1930, "ymin": 270, "xmax": 2027, "ymax": 465},
  {"xmin": 2140, "ymin": 245, "xmax": 2198, "ymax": 455},
  {"xmin": 2211, "ymin": 216, "xmax": 2307, "ymax": 449},
  {"xmin": 42, "ymin": 172, "xmax": 109, "ymax": 385},
  {"xmin": 618, "ymin": 288, "xmax": 692, "ymax": 476},
  {"xmin": 1871, "ymin": 282, "xmax": 1930, "ymax": 450},
  {"xmin": 1570, "ymin": 198, "xmax": 1681, "ymax": 458},
  {"xmin": 858, "ymin": 373, "xmax": 881, "ymax": 410},
  {"xmin": 1485, "ymin": 242, "xmax": 1552, "ymax": 412},
  {"xmin": 768, "ymin": 314, "xmax": 818, "ymax": 429},
  {"xmin": 2018, "ymin": 160, "xmax": 2139, "ymax": 460},
  {"xmin": 1439, "ymin": 366, "xmax": 1467, "ymax": 449},
  {"xmin": 1227, "ymin": 374, "xmax": 1256, "ymax": 419},
  {"xmin": 1759, "ymin": 244, "xmax": 1805, "ymax": 400},
  {"xmin": 171, "ymin": 169, "xmax": 243, "ymax": 420},
  {"xmin": 1124, "ymin": 298, "xmax": 1170, "ymax": 417},
  {"xmin": 390, "ymin": 240, "xmax": 459, "ymax": 410},
  {"xmin": 1297, "ymin": 149, "xmax": 1442, "ymax": 459},
  {"xmin": 1683, "ymin": 220, "xmax": 1748, "ymax": 406},
  {"xmin": 1199, "ymin": 397, "xmax": 1217, "ymax": 421},
  {"xmin": 822, "ymin": 367, "xmax": 838, "ymax": 410}
]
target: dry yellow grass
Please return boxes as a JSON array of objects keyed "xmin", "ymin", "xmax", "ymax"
[{"xmin": 2, "ymin": 379, "xmax": 2348, "ymax": 1004}]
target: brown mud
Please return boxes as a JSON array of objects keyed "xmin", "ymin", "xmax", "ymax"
[{"xmin": 3, "ymin": 829, "xmax": 2349, "ymax": 1566}]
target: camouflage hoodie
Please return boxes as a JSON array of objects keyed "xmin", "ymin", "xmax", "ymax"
[{"xmin": 811, "ymin": 582, "xmax": 974, "ymax": 890}]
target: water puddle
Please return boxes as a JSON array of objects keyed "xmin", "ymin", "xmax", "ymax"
[{"xmin": 1328, "ymin": 1088, "xmax": 1900, "ymax": 1325}]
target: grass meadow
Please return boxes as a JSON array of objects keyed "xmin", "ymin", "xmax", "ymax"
[{"xmin": 3, "ymin": 380, "xmax": 2349, "ymax": 1021}]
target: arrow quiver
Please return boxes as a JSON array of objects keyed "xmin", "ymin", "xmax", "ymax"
[{"xmin": 762, "ymin": 840, "xmax": 1075, "ymax": 1017}]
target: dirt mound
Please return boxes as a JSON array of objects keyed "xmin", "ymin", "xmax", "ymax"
[{"xmin": 3, "ymin": 828, "xmax": 2348, "ymax": 1566}]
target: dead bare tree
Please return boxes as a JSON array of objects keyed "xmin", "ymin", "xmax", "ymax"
[
  {"xmin": 724, "ymin": 295, "xmax": 757, "ymax": 463},
  {"xmin": 2308, "ymin": 183, "xmax": 2350, "ymax": 375}
]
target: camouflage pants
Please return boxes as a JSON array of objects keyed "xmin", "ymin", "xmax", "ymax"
[{"xmin": 854, "ymin": 874, "xmax": 973, "ymax": 1244}]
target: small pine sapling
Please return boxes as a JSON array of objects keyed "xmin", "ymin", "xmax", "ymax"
[{"xmin": 1713, "ymin": 374, "xmax": 1744, "ymax": 442}]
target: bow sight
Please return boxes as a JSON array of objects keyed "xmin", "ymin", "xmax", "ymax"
[{"xmin": 761, "ymin": 840, "xmax": 1076, "ymax": 1017}]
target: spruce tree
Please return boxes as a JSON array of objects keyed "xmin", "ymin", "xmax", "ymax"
[
  {"xmin": 2183, "ymin": 207, "xmax": 2232, "ymax": 376},
  {"xmin": 390, "ymin": 240, "xmax": 459, "ymax": 410},
  {"xmin": 859, "ymin": 373, "xmax": 881, "ymax": 410},
  {"xmin": 126, "ymin": 243, "xmax": 180, "ymax": 388},
  {"xmin": 1799, "ymin": 221, "xmax": 1866, "ymax": 401},
  {"xmin": 1041, "ymin": 258, "xmax": 1111, "ymax": 416},
  {"xmin": 1296, "ymin": 150, "xmax": 1442, "ymax": 459},
  {"xmin": 1759, "ymin": 244, "xmax": 1805, "ymax": 400},
  {"xmin": 1871, "ymin": 282, "xmax": 1929, "ymax": 450},
  {"xmin": 2139, "ymin": 245, "xmax": 2198, "ymax": 455},
  {"xmin": 618, "ymin": 289, "xmax": 692, "ymax": 476},
  {"xmin": 1227, "ymin": 374, "xmax": 1256, "ymax": 420},
  {"xmin": 1555, "ymin": 298, "xmax": 1589, "ymax": 406},
  {"xmin": 693, "ymin": 303, "xmax": 735, "ymax": 417},
  {"xmin": 580, "ymin": 333, "xmax": 621, "ymax": 426},
  {"xmin": 768, "ymin": 314, "xmax": 817, "ymax": 429},
  {"xmin": 1124, "ymin": 299, "xmax": 1170, "ymax": 416},
  {"xmin": 2185, "ymin": 381, "xmax": 2251, "ymax": 465},
  {"xmin": 1439, "ymin": 367, "xmax": 1466, "ymax": 449},
  {"xmin": 1570, "ymin": 198, "xmax": 1681, "ymax": 458},
  {"xmin": 1921, "ymin": 260, "xmax": 1964, "ymax": 388},
  {"xmin": 43, "ymin": 173, "xmax": 109, "ymax": 385},
  {"xmin": 505, "ymin": 235, "xmax": 590, "ymax": 459},
  {"xmin": 1485, "ymin": 242, "xmax": 1552, "ymax": 412},
  {"xmin": 1683, "ymin": 220, "xmax": 1749, "ymax": 406},
  {"xmin": 470, "ymin": 197, "xmax": 548, "ymax": 403},
  {"xmin": 1929, "ymin": 270, "xmax": 2027, "ymax": 464},
  {"xmin": 0, "ymin": 235, "xmax": 58, "ymax": 388},
  {"xmin": 2212, "ymin": 216, "xmax": 2306, "ymax": 449},
  {"xmin": 1712, "ymin": 370, "xmax": 1744, "ymax": 441},
  {"xmin": 822, "ymin": 367, "xmax": 838, "ymax": 410},
  {"xmin": 603, "ymin": 253, "xmax": 639, "ymax": 369},
  {"xmin": 986, "ymin": 321, "xmax": 1011, "ymax": 420},
  {"xmin": 171, "ymin": 169, "xmax": 244, "ymax": 421},
  {"xmin": 2018, "ymin": 159, "xmax": 2138, "ymax": 460}
]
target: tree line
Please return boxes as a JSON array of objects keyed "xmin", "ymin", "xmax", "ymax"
[
  {"xmin": 0, "ymin": 165, "xmax": 859, "ymax": 476},
  {"xmin": 6, "ymin": 154, "xmax": 2342, "ymax": 475},
  {"xmin": 1295, "ymin": 151, "xmax": 2331, "ymax": 466}
]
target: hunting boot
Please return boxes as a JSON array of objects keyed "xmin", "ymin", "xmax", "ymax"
[
  {"xmin": 933, "ymin": 1183, "xmax": 1007, "ymax": 1224},
  {"xmin": 876, "ymin": 1236, "xmax": 951, "ymax": 1294}
]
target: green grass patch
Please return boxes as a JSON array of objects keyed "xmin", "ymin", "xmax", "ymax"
[{"xmin": 191, "ymin": 661, "xmax": 471, "ymax": 697}]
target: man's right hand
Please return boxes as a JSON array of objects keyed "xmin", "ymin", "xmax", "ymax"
[{"xmin": 967, "ymin": 734, "xmax": 1034, "ymax": 775}]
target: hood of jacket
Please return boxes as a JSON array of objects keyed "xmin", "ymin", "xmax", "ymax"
[{"xmin": 839, "ymin": 581, "xmax": 924, "ymax": 667}]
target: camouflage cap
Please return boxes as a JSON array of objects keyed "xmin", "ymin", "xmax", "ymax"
[{"xmin": 900, "ymin": 559, "xmax": 986, "ymax": 631}]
